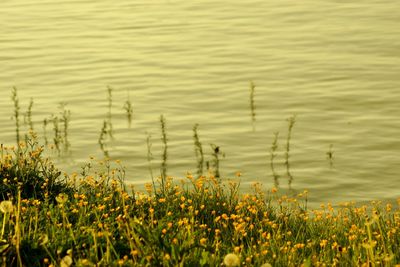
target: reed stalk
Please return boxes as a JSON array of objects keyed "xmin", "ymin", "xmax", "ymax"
[
  {"xmin": 59, "ymin": 103, "xmax": 71, "ymax": 152},
  {"xmin": 249, "ymin": 81, "xmax": 256, "ymax": 130},
  {"xmin": 52, "ymin": 115, "xmax": 61, "ymax": 156},
  {"xmin": 106, "ymin": 86, "xmax": 113, "ymax": 139},
  {"xmin": 98, "ymin": 120, "xmax": 109, "ymax": 158},
  {"xmin": 270, "ymin": 131, "xmax": 279, "ymax": 187},
  {"xmin": 160, "ymin": 115, "xmax": 168, "ymax": 193},
  {"xmin": 43, "ymin": 118, "xmax": 48, "ymax": 145},
  {"xmin": 210, "ymin": 144, "xmax": 222, "ymax": 179},
  {"xmin": 327, "ymin": 144, "xmax": 334, "ymax": 167},
  {"xmin": 11, "ymin": 87, "xmax": 21, "ymax": 147},
  {"xmin": 193, "ymin": 123, "xmax": 204, "ymax": 177},
  {"xmin": 285, "ymin": 115, "xmax": 296, "ymax": 187},
  {"xmin": 123, "ymin": 90, "xmax": 133, "ymax": 127},
  {"xmin": 24, "ymin": 98, "xmax": 34, "ymax": 132},
  {"xmin": 146, "ymin": 132, "xmax": 155, "ymax": 188}
]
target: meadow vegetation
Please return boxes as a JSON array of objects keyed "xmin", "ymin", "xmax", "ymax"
[
  {"xmin": 2, "ymin": 87, "xmax": 400, "ymax": 266},
  {"xmin": 0, "ymin": 133, "xmax": 399, "ymax": 266}
]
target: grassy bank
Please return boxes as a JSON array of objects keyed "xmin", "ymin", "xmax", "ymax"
[{"xmin": 0, "ymin": 135, "xmax": 399, "ymax": 266}]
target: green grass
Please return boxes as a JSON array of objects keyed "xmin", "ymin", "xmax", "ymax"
[{"xmin": 0, "ymin": 135, "xmax": 399, "ymax": 267}]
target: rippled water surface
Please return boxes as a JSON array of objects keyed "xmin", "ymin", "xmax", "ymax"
[{"xmin": 1, "ymin": 0, "xmax": 400, "ymax": 206}]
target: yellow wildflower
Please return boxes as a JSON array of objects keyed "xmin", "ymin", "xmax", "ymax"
[
  {"xmin": 223, "ymin": 253, "xmax": 240, "ymax": 267},
  {"xmin": 56, "ymin": 193, "xmax": 69, "ymax": 205},
  {"xmin": 200, "ymin": 238, "xmax": 207, "ymax": 246},
  {"xmin": 0, "ymin": 201, "xmax": 14, "ymax": 213},
  {"xmin": 60, "ymin": 255, "xmax": 73, "ymax": 267}
]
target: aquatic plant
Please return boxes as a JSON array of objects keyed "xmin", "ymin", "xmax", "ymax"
[
  {"xmin": 123, "ymin": 90, "xmax": 134, "ymax": 127},
  {"xmin": 327, "ymin": 144, "xmax": 334, "ymax": 167},
  {"xmin": 59, "ymin": 102, "xmax": 71, "ymax": 152},
  {"xmin": 11, "ymin": 87, "xmax": 21, "ymax": 147},
  {"xmin": 210, "ymin": 143, "xmax": 223, "ymax": 179},
  {"xmin": 106, "ymin": 86, "xmax": 114, "ymax": 139},
  {"xmin": 160, "ymin": 115, "xmax": 168, "ymax": 194},
  {"xmin": 97, "ymin": 86, "xmax": 117, "ymax": 157},
  {"xmin": 249, "ymin": 81, "xmax": 256, "ymax": 130},
  {"xmin": 40, "ymin": 106, "xmax": 71, "ymax": 157},
  {"xmin": 270, "ymin": 131, "xmax": 280, "ymax": 187},
  {"xmin": 24, "ymin": 98, "xmax": 34, "ymax": 132},
  {"xmin": 193, "ymin": 123, "xmax": 204, "ymax": 178},
  {"xmin": 42, "ymin": 118, "xmax": 49, "ymax": 146},
  {"xmin": 51, "ymin": 115, "xmax": 62, "ymax": 155},
  {"xmin": 146, "ymin": 132, "xmax": 155, "ymax": 188},
  {"xmin": 285, "ymin": 115, "xmax": 296, "ymax": 187},
  {"xmin": 98, "ymin": 120, "xmax": 110, "ymax": 158}
]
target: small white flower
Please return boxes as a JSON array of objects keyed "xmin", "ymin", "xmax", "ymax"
[
  {"xmin": 223, "ymin": 253, "xmax": 240, "ymax": 267},
  {"xmin": 0, "ymin": 201, "xmax": 14, "ymax": 214}
]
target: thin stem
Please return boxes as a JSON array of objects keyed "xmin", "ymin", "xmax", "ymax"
[
  {"xmin": 193, "ymin": 124, "xmax": 204, "ymax": 177},
  {"xmin": 249, "ymin": 81, "xmax": 256, "ymax": 130},
  {"xmin": 270, "ymin": 131, "xmax": 279, "ymax": 187},
  {"xmin": 285, "ymin": 115, "xmax": 296, "ymax": 187},
  {"xmin": 11, "ymin": 87, "xmax": 21, "ymax": 147},
  {"xmin": 160, "ymin": 115, "xmax": 168, "ymax": 194}
]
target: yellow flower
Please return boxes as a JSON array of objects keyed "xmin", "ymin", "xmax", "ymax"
[
  {"xmin": 38, "ymin": 234, "xmax": 49, "ymax": 246},
  {"xmin": 71, "ymin": 208, "xmax": 79, "ymax": 214},
  {"xmin": 199, "ymin": 238, "xmax": 207, "ymax": 246},
  {"xmin": 56, "ymin": 193, "xmax": 69, "ymax": 205},
  {"xmin": 0, "ymin": 201, "xmax": 14, "ymax": 213},
  {"xmin": 145, "ymin": 183, "xmax": 153, "ymax": 194},
  {"xmin": 320, "ymin": 239, "xmax": 328, "ymax": 248},
  {"xmin": 223, "ymin": 253, "xmax": 240, "ymax": 267},
  {"xmin": 76, "ymin": 259, "xmax": 93, "ymax": 266},
  {"xmin": 60, "ymin": 255, "xmax": 73, "ymax": 267}
]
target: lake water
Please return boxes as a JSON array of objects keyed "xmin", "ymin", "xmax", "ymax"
[{"xmin": 1, "ymin": 0, "xmax": 400, "ymax": 207}]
